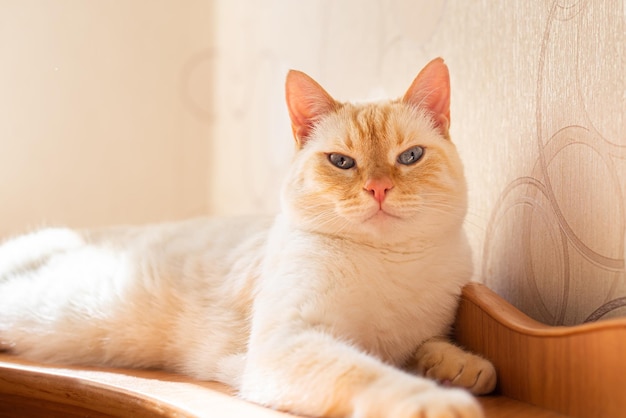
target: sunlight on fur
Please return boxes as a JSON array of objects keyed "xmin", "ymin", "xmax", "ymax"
[{"xmin": 0, "ymin": 58, "xmax": 495, "ymax": 418}]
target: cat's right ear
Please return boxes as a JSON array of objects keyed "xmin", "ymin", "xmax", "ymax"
[
  {"xmin": 402, "ymin": 57, "xmax": 451, "ymax": 139},
  {"xmin": 285, "ymin": 70, "xmax": 338, "ymax": 148}
]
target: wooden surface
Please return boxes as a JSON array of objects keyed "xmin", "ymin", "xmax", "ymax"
[
  {"xmin": 2, "ymin": 282, "xmax": 623, "ymax": 417},
  {"xmin": 0, "ymin": 354, "xmax": 567, "ymax": 418},
  {"xmin": 455, "ymin": 282, "xmax": 626, "ymax": 418},
  {"xmin": 0, "ymin": 355, "xmax": 292, "ymax": 418}
]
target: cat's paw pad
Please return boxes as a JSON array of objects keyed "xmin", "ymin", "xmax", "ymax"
[{"xmin": 415, "ymin": 347, "xmax": 496, "ymax": 395}]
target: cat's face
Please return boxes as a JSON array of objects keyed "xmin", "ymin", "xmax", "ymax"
[{"xmin": 282, "ymin": 58, "xmax": 467, "ymax": 246}]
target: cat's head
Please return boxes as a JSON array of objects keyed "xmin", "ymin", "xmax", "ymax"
[{"xmin": 281, "ymin": 58, "xmax": 467, "ymax": 247}]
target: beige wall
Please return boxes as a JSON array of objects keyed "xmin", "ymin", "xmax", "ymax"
[
  {"xmin": 0, "ymin": 1, "xmax": 214, "ymax": 236},
  {"xmin": 3, "ymin": 1, "xmax": 625, "ymax": 325}
]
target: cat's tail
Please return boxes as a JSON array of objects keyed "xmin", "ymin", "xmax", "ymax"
[{"xmin": 0, "ymin": 227, "xmax": 84, "ymax": 282}]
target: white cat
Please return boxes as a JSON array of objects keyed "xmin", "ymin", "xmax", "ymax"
[{"xmin": 0, "ymin": 58, "xmax": 495, "ymax": 418}]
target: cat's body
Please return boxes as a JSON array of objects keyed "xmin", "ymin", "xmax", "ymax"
[
  {"xmin": 0, "ymin": 217, "xmax": 270, "ymax": 376},
  {"xmin": 0, "ymin": 58, "xmax": 495, "ymax": 418}
]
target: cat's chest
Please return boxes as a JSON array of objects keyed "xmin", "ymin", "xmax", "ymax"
[
  {"xmin": 310, "ymin": 251, "xmax": 459, "ymax": 364},
  {"xmin": 260, "ymin": 225, "xmax": 469, "ymax": 364}
]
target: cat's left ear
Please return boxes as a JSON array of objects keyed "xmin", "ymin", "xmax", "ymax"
[
  {"xmin": 285, "ymin": 70, "xmax": 338, "ymax": 148},
  {"xmin": 402, "ymin": 57, "xmax": 451, "ymax": 139}
]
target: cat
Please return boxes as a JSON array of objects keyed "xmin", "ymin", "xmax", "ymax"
[{"xmin": 0, "ymin": 57, "xmax": 496, "ymax": 418}]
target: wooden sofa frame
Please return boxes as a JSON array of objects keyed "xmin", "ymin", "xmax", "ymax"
[{"xmin": 1, "ymin": 283, "xmax": 624, "ymax": 417}]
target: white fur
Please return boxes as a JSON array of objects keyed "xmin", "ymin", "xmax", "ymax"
[
  {"xmin": 0, "ymin": 192, "xmax": 481, "ymax": 418},
  {"xmin": 0, "ymin": 65, "xmax": 492, "ymax": 417},
  {"xmin": 0, "ymin": 212, "xmax": 470, "ymax": 372}
]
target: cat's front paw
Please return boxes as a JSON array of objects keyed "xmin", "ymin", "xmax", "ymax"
[
  {"xmin": 413, "ymin": 340, "xmax": 496, "ymax": 395},
  {"xmin": 353, "ymin": 380, "xmax": 483, "ymax": 418}
]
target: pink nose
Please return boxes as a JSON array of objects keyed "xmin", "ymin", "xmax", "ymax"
[{"xmin": 364, "ymin": 177, "xmax": 394, "ymax": 204}]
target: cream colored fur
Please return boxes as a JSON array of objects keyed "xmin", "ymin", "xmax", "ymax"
[{"xmin": 0, "ymin": 58, "xmax": 495, "ymax": 418}]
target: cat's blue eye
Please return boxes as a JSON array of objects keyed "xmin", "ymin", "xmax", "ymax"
[
  {"xmin": 328, "ymin": 153, "xmax": 356, "ymax": 170},
  {"xmin": 397, "ymin": 146, "xmax": 424, "ymax": 165}
]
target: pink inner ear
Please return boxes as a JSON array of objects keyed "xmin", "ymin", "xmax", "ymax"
[
  {"xmin": 285, "ymin": 70, "xmax": 337, "ymax": 146},
  {"xmin": 402, "ymin": 57, "xmax": 451, "ymax": 136}
]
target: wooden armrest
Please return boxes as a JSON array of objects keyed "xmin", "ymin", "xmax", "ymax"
[
  {"xmin": 0, "ymin": 356, "xmax": 293, "ymax": 417},
  {"xmin": 454, "ymin": 282, "xmax": 626, "ymax": 418}
]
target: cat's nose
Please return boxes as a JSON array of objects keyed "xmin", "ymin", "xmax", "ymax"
[{"xmin": 364, "ymin": 178, "xmax": 394, "ymax": 204}]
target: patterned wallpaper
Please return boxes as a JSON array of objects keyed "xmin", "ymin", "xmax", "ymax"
[
  {"xmin": 208, "ymin": 0, "xmax": 626, "ymax": 325},
  {"xmin": 481, "ymin": 1, "xmax": 626, "ymax": 324}
]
